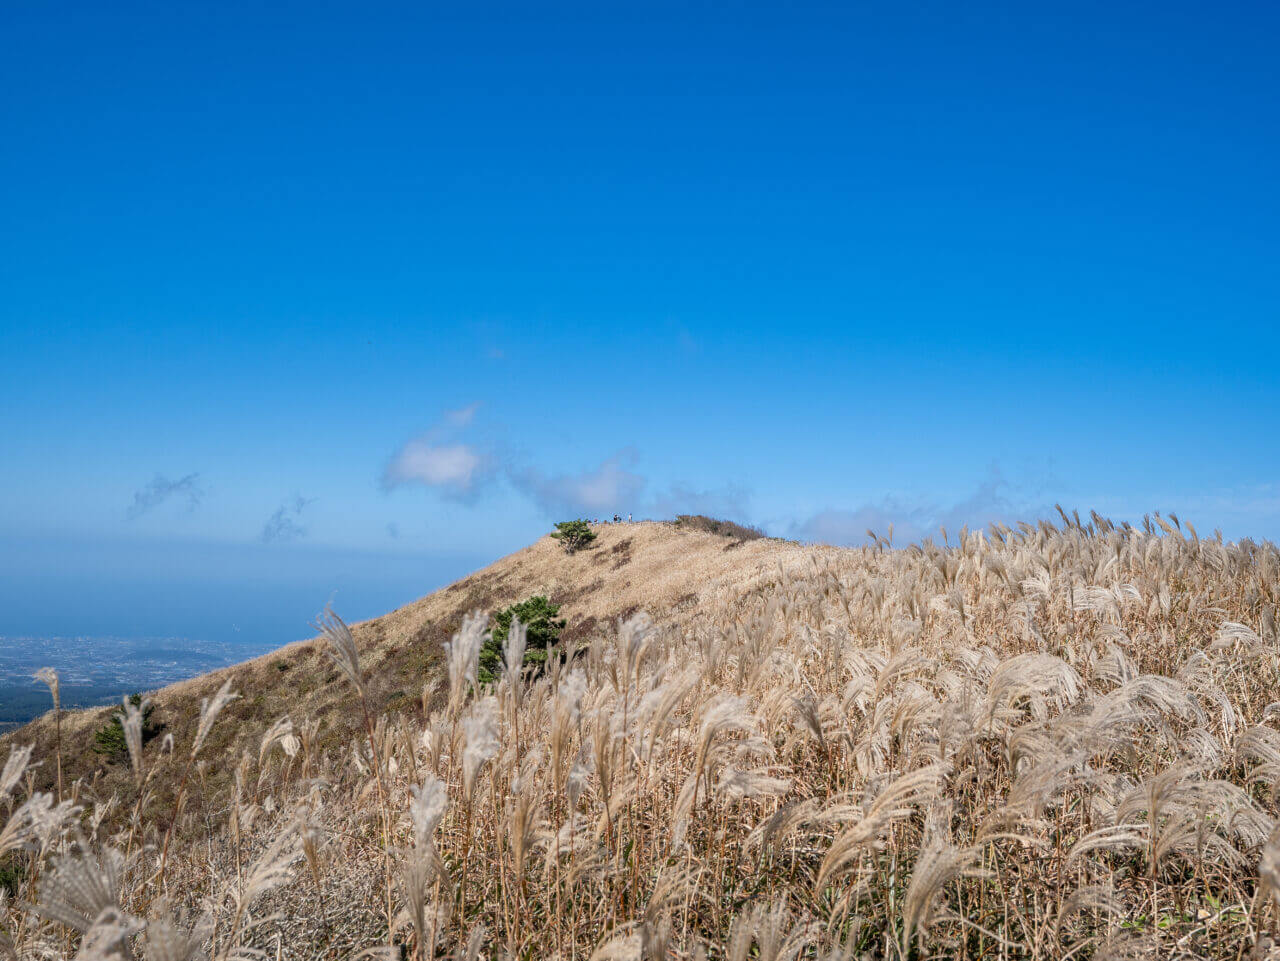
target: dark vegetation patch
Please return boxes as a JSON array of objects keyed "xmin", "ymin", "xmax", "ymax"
[
  {"xmin": 672, "ymin": 514, "xmax": 766, "ymax": 543},
  {"xmin": 92, "ymin": 694, "xmax": 162, "ymax": 763},
  {"xmin": 479, "ymin": 596, "xmax": 566, "ymax": 683},
  {"xmin": 610, "ymin": 538, "xmax": 634, "ymax": 569},
  {"xmin": 0, "ymin": 859, "xmax": 24, "ymax": 898},
  {"xmin": 555, "ymin": 577, "xmax": 605, "ymax": 607},
  {"xmin": 560, "ymin": 615, "xmax": 600, "ymax": 649}
]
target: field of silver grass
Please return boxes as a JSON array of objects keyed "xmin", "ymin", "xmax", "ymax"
[{"xmin": 4, "ymin": 511, "xmax": 1280, "ymax": 959}]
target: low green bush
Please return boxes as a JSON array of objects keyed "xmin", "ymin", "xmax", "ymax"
[
  {"xmin": 550, "ymin": 519, "xmax": 596, "ymax": 553},
  {"xmin": 92, "ymin": 693, "xmax": 160, "ymax": 763},
  {"xmin": 479, "ymin": 595, "xmax": 566, "ymax": 683}
]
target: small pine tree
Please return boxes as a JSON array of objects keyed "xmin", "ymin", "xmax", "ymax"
[
  {"xmin": 479, "ymin": 595, "xmax": 567, "ymax": 683},
  {"xmin": 550, "ymin": 519, "xmax": 596, "ymax": 554},
  {"xmin": 93, "ymin": 694, "xmax": 159, "ymax": 763}
]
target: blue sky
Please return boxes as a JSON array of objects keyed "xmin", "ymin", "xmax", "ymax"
[{"xmin": 2, "ymin": 1, "xmax": 1278, "ymax": 644}]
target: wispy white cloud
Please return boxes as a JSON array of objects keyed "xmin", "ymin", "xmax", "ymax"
[
  {"xmin": 443, "ymin": 402, "xmax": 480, "ymax": 428},
  {"xmin": 387, "ymin": 442, "xmax": 485, "ymax": 491},
  {"xmin": 508, "ymin": 451, "xmax": 647, "ymax": 518},
  {"xmin": 261, "ymin": 495, "xmax": 313, "ymax": 543},
  {"xmin": 127, "ymin": 473, "xmax": 204, "ymax": 519},
  {"xmin": 383, "ymin": 404, "xmax": 493, "ymax": 500},
  {"xmin": 649, "ymin": 482, "xmax": 750, "ymax": 521},
  {"xmin": 507, "ymin": 456, "xmax": 755, "ymax": 521},
  {"xmin": 384, "ymin": 407, "xmax": 755, "ymax": 522},
  {"xmin": 793, "ymin": 468, "xmax": 1046, "ymax": 547}
]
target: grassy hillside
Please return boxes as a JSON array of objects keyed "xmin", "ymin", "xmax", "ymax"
[
  {"xmin": 5, "ymin": 522, "xmax": 800, "ymax": 816},
  {"xmin": 3, "ymin": 515, "xmax": 1280, "ymax": 959}
]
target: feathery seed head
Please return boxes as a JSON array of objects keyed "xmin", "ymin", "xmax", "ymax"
[
  {"xmin": 461, "ymin": 697, "xmax": 500, "ymax": 800},
  {"xmin": 33, "ymin": 667, "xmax": 59, "ymax": 710},
  {"xmin": 34, "ymin": 844, "xmax": 126, "ymax": 934},
  {"xmin": 410, "ymin": 774, "xmax": 448, "ymax": 847},
  {"xmin": 315, "ymin": 606, "xmax": 365, "ymax": 696},
  {"xmin": 445, "ymin": 611, "xmax": 488, "ymax": 712},
  {"xmin": 0, "ymin": 744, "xmax": 33, "ymax": 800},
  {"xmin": 192, "ymin": 678, "xmax": 239, "ymax": 760}
]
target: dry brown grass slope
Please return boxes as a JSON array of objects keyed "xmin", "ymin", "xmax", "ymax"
[
  {"xmin": 8, "ymin": 513, "xmax": 1280, "ymax": 959},
  {"xmin": 6, "ymin": 521, "xmax": 804, "ymax": 807}
]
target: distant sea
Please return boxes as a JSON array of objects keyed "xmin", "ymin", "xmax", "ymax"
[{"xmin": 0, "ymin": 636, "xmax": 276, "ymax": 733}]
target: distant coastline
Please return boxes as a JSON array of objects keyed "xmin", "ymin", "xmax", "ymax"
[{"xmin": 0, "ymin": 635, "xmax": 275, "ymax": 731}]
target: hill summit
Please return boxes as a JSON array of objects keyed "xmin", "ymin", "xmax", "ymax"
[{"xmin": 3, "ymin": 514, "xmax": 1280, "ymax": 959}]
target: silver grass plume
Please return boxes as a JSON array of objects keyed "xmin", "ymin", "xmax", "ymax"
[
  {"xmin": 670, "ymin": 695, "xmax": 760, "ymax": 845},
  {"xmin": 461, "ymin": 697, "xmax": 500, "ymax": 800},
  {"xmin": 0, "ymin": 744, "xmax": 32, "ymax": 800},
  {"xmin": 401, "ymin": 775, "xmax": 450, "ymax": 958},
  {"xmin": 637, "ymin": 668, "xmax": 698, "ymax": 764},
  {"xmin": 1093, "ymin": 932, "xmax": 1164, "ymax": 960},
  {"xmin": 0, "ymin": 808, "xmax": 29, "ymax": 860},
  {"xmin": 34, "ymin": 667, "xmax": 62, "ymax": 812},
  {"xmin": 121, "ymin": 695, "xmax": 150, "ymax": 784},
  {"xmin": 693, "ymin": 695, "xmax": 757, "ymax": 777},
  {"xmin": 257, "ymin": 716, "xmax": 295, "ymax": 769},
  {"xmin": 0, "ymin": 792, "xmax": 80, "ymax": 857},
  {"xmin": 615, "ymin": 612, "xmax": 656, "ymax": 688},
  {"xmin": 1067, "ymin": 824, "xmax": 1148, "ymax": 863},
  {"xmin": 556, "ymin": 669, "xmax": 588, "ymax": 723},
  {"xmin": 398, "ymin": 855, "xmax": 444, "ymax": 960},
  {"xmin": 1238, "ymin": 724, "xmax": 1280, "ymax": 799},
  {"xmin": 503, "ymin": 615, "xmax": 528, "ymax": 684},
  {"xmin": 445, "ymin": 611, "xmax": 487, "ymax": 713},
  {"xmin": 726, "ymin": 900, "xmax": 818, "ymax": 961},
  {"xmin": 589, "ymin": 918, "xmax": 674, "ymax": 961},
  {"xmin": 715, "ymin": 766, "xmax": 791, "ymax": 801},
  {"xmin": 191, "ymin": 679, "xmax": 239, "ymax": 760},
  {"xmin": 33, "ymin": 797, "xmax": 83, "ymax": 850},
  {"xmin": 985, "ymin": 653, "xmax": 1082, "ymax": 721},
  {"xmin": 901, "ymin": 839, "xmax": 986, "ymax": 953},
  {"xmin": 76, "ymin": 907, "xmax": 144, "ymax": 960},
  {"xmin": 1054, "ymin": 883, "xmax": 1121, "ymax": 936},
  {"xmin": 588, "ymin": 925, "xmax": 643, "ymax": 961},
  {"xmin": 749, "ymin": 798, "xmax": 822, "ymax": 859},
  {"xmin": 551, "ymin": 668, "xmax": 589, "ymax": 783},
  {"xmin": 230, "ymin": 824, "xmax": 302, "ymax": 915},
  {"xmin": 1212, "ymin": 620, "xmax": 1264, "ymax": 654},
  {"xmin": 34, "ymin": 666, "xmax": 59, "ymax": 711},
  {"xmin": 143, "ymin": 901, "xmax": 214, "ymax": 961},
  {"xmin": 33, "ymin": 844, "xmax": 127, "ymax": 934},
  {"xmin": 815, "ymin": 762, "xmax": 948, "ymax": 890},
  {"xmin": 315, "ymin": 606, "xmax": 365, "ymax": 697},
  {"xmin": 409, "ymin": 774, "xmax": 448, "ymax": 848},
  {"xmin": 791, "ymin": 697, "xmax": 826, "ymax": 753}
]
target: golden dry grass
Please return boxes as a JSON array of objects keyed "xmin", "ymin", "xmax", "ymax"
[{"xmin": 4, "ymin": 514, "xmax": 1280, "ymax": 960}]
